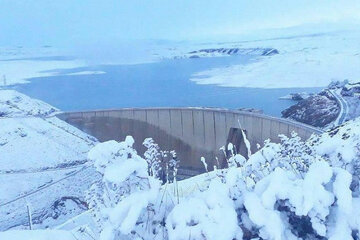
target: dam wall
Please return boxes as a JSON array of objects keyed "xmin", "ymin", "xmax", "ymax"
[{"xmin": 58, "ymin": 108, "xmax": 322, "ymax": 173}]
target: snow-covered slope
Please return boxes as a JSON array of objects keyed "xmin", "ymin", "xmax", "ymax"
[
  {"xmin": 0, "ymin": 90, "xmax": 96, "ymax": 171},
  {"xmin": 0, "ymin": 230, "xmax": 75, "ymax": 240},
  {"xmin": 0, "ymin": 90, "xmax": 99, "ymax": 230},
  {"xmin": 190, "ymin": 27, "xmax": 360, "ymax": 88}
]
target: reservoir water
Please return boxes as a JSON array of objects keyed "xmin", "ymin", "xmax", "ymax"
[{"xmin": 12, "ymin": 56, "xmax": 321, "ymax": 117}]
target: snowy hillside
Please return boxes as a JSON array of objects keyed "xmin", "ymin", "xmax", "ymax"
[
  {"xmin": 0, "ymin": 90, "xmax": 99, "ymax": 230},
  {"xmin": 190, "ymin": 27, "xmax": 360, "ymax": 88},
  {"xmin": 0, "ymin": 90, "xmax": 96, "ymax": 171}
]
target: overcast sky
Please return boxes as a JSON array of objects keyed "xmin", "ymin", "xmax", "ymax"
[{"xmin": 1, "ymin": 0, "xmax": 360, "ymax": 46}]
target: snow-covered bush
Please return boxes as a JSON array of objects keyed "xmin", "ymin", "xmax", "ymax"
[
  {"xmin": 143, "ymin": 138, "xmax": 163, "ymax": 178},
  {"xmin": 312, "ymin": 120, "xmax": 360, "ymax": 178},
  {"xmin": 86, "ymin": 136, "xmax": 163, "ymax": 240},
  {"xmin": 241, "ymin": 132, "xmax": 317, "ymax": 183},
  {"xmin": 143, "ymin": 138, "xmax": 179, "ymax": 183},
  {"xmin": 166, "ymin": 178, "xmax": 242, "ymax": 240},
  {"xmin": 240, "ymin": 161, "xmax": 360, "ymax": 239},
  {"xmin": 85, "ymin": 118, "xmax": 360, "ymax": 240},
  {"xmin": 164, "ymin": 159, "xmax": 360, "ymax": 240}
]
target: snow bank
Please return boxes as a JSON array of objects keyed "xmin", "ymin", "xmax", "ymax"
[
  {"xmin": 313, "ymin": 117, "xmax": 360, "ymax": 173},
  {"xmin": 0, "ymin": 230, "xmax": 74, "ymax": 240},
  {"xmin": 64, "ymin": 71, "xmax": 105, "ymax": 76},
  {"xmin": 86, "ymin": 137, "xmax": 162, "ymax": 240},
  {"xmin": 0, "ymin": 58, "xmax": 85, "ymax": 86},
  {"xmin": 167, "ymin": 178, "xmax": 241, "ymax": 240},
  {"xmin": 0, "ymin": 90, "xmax": 58, "ymax": 117},
  {"xmin": 88, "ymin": 137, "xmax": 147, "ymax": 184},
  {"xmin": 0, "ymin": 90, "xmax": 95, "ymax": 171}
]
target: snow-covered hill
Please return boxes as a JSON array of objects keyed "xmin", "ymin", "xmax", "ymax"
[
  {"xmin": 189, "ymin": 26, "xmax": 360, "ymax": 88},
  {"xmin": 0, "ymin": 90, "xmax": 96, "ymax": 171},
  {"xmin": 0, "ymin": 90, "xmax": 99, "ymax": 230}
]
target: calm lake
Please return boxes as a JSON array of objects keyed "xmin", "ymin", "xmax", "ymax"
[{"xmin": 13, "ymin": 56, "xmax": 321, "ymax": 117}]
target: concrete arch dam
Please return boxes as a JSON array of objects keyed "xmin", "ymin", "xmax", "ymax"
[{"xmin": 58, "ymin": 108, "xmax": 322, "ymax": 175}]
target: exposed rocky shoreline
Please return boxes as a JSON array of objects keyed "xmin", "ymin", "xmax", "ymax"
[
  {"xmin": 282, "ymin": 91, "xmax": 339, "ymax": 128},
  {"xmin": 174, "ymin": 47, "xmax": 279, "ymax": 59},
  {"xmin": 282, "ymin": 81, "xmax": 360, "ymax": 128}
]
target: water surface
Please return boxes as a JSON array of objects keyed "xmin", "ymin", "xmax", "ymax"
[{"xmin": 13, "ymin": 56, "xmax": 321, "ymax": 117}]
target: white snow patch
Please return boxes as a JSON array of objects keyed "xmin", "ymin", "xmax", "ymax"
[
  {"xmin": 0, "ymin": 230, "xmax": 75, "ymax": 240},
  {"xmin": 0, "ymin": 90, "xmax": 96, "ymax": 171},
  {"xmin": 166, "ymin": 178, "xmax": 241, "ymax": 240},
  {"xmin": 0, "ymin": 59, "xmax": 85, "ymax": 86},
  {"xmin": 64, "ymin": 71, "xmax": 106, "ymax": 76},
  {"xmin": 190, "ymin": 29, "xmax": 360, "ymax": 88},
  {"xmin": 0, "ymin": 46, "xmax": 85, "ymax": 86}
]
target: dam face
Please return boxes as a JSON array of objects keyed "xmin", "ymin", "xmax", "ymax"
[{"xmin": 58, "ymin": 108, "xmax": 322, "ymax": 175}]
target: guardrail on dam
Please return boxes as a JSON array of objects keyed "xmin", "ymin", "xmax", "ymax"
[{"xmin": 57, "ymin": 108, "xmax": 323, "ymax": 173}]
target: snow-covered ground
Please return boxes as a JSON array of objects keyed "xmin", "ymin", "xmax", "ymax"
[
  {"xmin": 0, "ymin": 230, "xmax": 75, "ymax": 240},
  {"xmin": 0, "ymin": 47, "xmax": 88, "ymax": 86},
  {"xmin": 64, "ymin": 71, "xmax": 106, "ymax": 76},
  {"xmin": 0, "ymin": 90, "xmax": 96, "ymax": 171},
  {"xmin": 346, "ymin": 95, "xmax": 360, "ymax": 121},
  {"xmin": 190, "ymin": 27, "xmax": 360, "ymax": 88},
  {"xmin": 0, "ymin": 90, "xmax": 99, "ymax": 230}
]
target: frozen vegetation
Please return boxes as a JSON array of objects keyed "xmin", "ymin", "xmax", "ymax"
[
  {"xmin": 9, "ymin": 118, "xmax": 358, "ymax": 239},
  {"xmin": 173, "ymin": 47, "xmax": 279, "ymax": 59},
  {"xmin": 84, "ymin": 117, "xmax": 360, "ymax": 240},
  {"xmin": 39, "ymin": 115, "xmax": 360, "ymax": 240}
]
